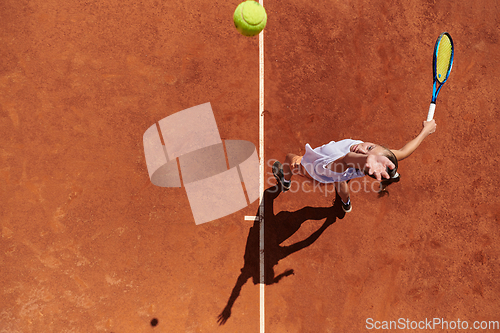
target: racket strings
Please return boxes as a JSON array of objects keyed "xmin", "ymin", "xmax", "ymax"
[{"xmin": 436, "ymin": 35, "xmax": 453, "ymax": 83}]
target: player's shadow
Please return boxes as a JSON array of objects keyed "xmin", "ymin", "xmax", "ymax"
[{"xmin": 217, "ymin": 185, "xmax": 346, "ymax": 325}]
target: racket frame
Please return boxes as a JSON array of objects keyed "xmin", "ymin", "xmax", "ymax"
[{"xmin": 427, "ymin": 32, "xmax": 454, "ymax": 121}]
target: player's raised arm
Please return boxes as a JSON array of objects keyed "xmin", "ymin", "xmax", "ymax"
[{"xmin": 391, "ymin": 120, "xmax": 437, "ymax": 161}]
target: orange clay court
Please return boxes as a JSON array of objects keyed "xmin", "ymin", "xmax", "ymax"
[{"xmin": 1, "ymin": 0, "xmax": 500, "ymax": 332}]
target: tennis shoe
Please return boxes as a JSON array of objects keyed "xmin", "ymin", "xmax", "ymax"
[
  {"xmin": 272, "ymin": 161, "xmax": 290, "ymax": 192},
  {"xmin": 341, "ymin": 199, "xmax": 352, "ymax": 213}
]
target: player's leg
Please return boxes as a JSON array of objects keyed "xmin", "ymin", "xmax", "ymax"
[
  {"xmin": 273, "ymin": 153, "xmax": 303, "ymax": 191},
  {"xmin": 334, "ymin": 181, "xmax": 351, "ymax": 212},
  {"xmin": 283, "ymin": 153, "xmax": 302, "ymax": 180}
]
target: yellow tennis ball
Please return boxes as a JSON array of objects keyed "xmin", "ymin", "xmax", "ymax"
[{"xmin": 233, "ymin": 0, "xmax": 267, "ymax": 37}]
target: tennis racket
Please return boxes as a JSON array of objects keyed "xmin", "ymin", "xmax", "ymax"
[{"xmin": 427, "ymin": 32, "xmax": 454, "ymax": 121}]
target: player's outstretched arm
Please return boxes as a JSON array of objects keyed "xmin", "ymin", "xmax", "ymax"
[
  {"xmin": 329, "ymin": 153, "xmax": 395, "ymax": 181},
  {"xmin": 391, "ymin": 120, "xmax": 437, "ymax": 161}
]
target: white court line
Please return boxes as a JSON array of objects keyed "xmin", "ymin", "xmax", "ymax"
[
  {"xmin": 258, "ymin": 2, "xmax": 265, "ymax": 331},
  {"xmin": 244, "ymin": 215, "xmax": 259, "ymax": 221}
]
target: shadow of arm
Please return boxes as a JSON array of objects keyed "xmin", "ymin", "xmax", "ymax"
[{"xmin": 217, "ymin": 272, "xmax": 251, "ymax": 325}]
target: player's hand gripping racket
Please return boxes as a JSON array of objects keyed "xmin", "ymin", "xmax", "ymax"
[{"xmin": 427, "ymin": 32, "xmax": 454, "ymax": 121}]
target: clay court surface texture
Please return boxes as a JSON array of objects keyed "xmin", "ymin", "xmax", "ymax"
[{"xmin": 2, "ymin": 0, "xmax": 500, "ymax": 332}]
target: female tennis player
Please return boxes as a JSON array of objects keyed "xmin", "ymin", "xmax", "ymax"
[{"xmin": 272, "ymin": 120, "xmax": 437, "ymax": 212}]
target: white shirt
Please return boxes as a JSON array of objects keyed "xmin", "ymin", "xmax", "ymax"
[{"xmin": 300, "ymin": 139, "xmax": 365, "ymax": 183}]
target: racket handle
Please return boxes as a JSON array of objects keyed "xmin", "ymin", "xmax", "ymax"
[{"xmin": 427, "ymin": 103, "xmax": 436, "ymax": 121}]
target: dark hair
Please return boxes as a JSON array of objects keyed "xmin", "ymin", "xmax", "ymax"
[{"xmin": 367, "ymin": 146, "xmax": 400, "ymax": 195}]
